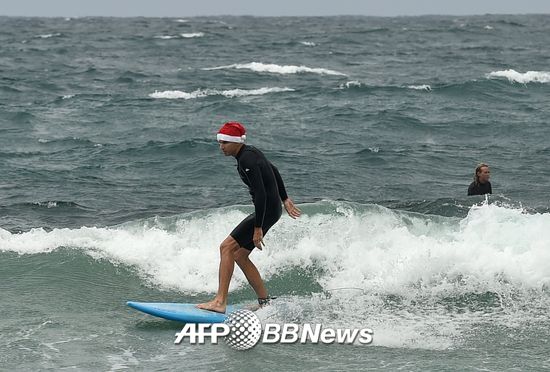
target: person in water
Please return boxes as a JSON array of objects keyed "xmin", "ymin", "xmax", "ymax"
[
  {"xmin": 197, "ymin": 122, "xmax": 301, "ymax": 313},
  {"xmin": 467, "ymin": 163, "xmax": 492, "ymax": 196}
]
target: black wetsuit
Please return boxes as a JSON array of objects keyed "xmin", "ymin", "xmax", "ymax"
[
  {"xmin": 467, "ymin": 181, "xmax": 492, "ymax": 196},
  {"xmin": 230, "ymin": 145, "xmax": 288, "ymax": 250}
]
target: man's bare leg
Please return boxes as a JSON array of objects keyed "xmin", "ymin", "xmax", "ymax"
[
  {"xmin": 196, "ymin": 236, "xmax": 240, "ymax": 313},
  {"xmin": 234, "ymin": 247, "xmax": 268, "ymax": 300}
]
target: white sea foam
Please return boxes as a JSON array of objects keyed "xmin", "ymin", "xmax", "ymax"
[
  {"xmin": 149, "ymin": 87, "xmax": 294, "ymax": 99},
  {"xmin": 155, "ymin": 33, "xmax": 203, "ymax": 39},
  {"xmin": 484, "ymin": 25, "xmax": 494, "ymax": 30},
  {"xmin": 180, "ymin": 32, "xmax": 204, "ymax": 38},
  {"xmin": 218, "ymin": 87, "xmax": 294, "ymax": 97},
  {"xmin": 340, "ymin": 82, "xmax": 432, "ymax": 91},
  {"xmin": 300, "ymin": 41, "xmax": 316, "ymax": 46},
  {"xmin": 2, "ymin": 202, "xmax": 549, "ymax": 294},
  {"xmin": 203, "ymin": 62, "xmax": 347, "ymax": 76},
  {"xmin": 34, "ymin": 201, "xmax": 59, "ymax": 208},
  {"xmin": 2, "ymin": 202, "xmax": 548, "ymax": 349},
  {"xmin": 487, "ymin": 69, "xmax": 550, "ymax": 84},
  {"xmin": 175, "ymin": 19, "xmax": 188, "ymax": 23},
  {"xmin": 62, "ymin": 94, "xmax": 75, "ymax": 99},
  {"xmin": 407, "ymin": 84, "xmax": 432, "ymax": 91},
  {"xmin": 149, "ymin": 90, "xmax": 207, "ymax": 99},
  {"xmin": 340, "ymin": 80, "xmax": 362, "ymax": 89},
  {"xmin": 36, "ymin": 33, "xmax": 61, "ymax": 39}
]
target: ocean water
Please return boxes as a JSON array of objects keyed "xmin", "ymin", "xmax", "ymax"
[{"xmin": 1, "ymin": 14, "xmax": 549, "ymax": 371}]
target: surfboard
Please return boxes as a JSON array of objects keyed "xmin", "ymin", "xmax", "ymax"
[{"xmin": 126, "ymin": 301, "xmax": 241, "ymax": 323}]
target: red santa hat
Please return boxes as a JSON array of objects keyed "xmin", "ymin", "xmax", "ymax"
[{"xmin": 217, "ymin": 122, "xmax": 246, "ymax": 143}]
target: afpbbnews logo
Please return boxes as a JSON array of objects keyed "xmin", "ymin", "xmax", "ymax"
[
  {"xmin": 261, "ymin": 323, "xmax": 373, "ymax": 344},
  {"xmin": 175, "ymin": 309, "xmax": 373, "ymax": 350}
]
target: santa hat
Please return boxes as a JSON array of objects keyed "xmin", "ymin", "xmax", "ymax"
[{"xmin": 217, "ymin": 122, "xmax": 246, "ymax": 143}]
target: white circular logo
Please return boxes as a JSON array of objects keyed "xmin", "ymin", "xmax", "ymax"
[{"xmin": 224, "ymin": 309, "xmax": 262, "ymax": 350}]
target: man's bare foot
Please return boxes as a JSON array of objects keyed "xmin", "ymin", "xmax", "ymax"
[{"xmin": 196, "ymin": 299, "xmax": 227, "ymax": 314}]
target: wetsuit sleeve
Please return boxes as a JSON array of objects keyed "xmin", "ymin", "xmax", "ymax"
[
  {"xmin": 489, "ymin": 182, "xmax": 492, "ymax": 194},
  {"xmin": 241, "ymin": 154, "xmax": 267, "ymax": 227},
  {"xmin": 270, "ymin": 163, "xmax": 288, "ymax": 202}
]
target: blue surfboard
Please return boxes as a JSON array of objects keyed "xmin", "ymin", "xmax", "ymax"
[{"xmin": 126, "ymin": 301, "xmax": 241, "ymax": 323}]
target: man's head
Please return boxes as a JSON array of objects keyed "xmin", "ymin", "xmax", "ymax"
[{"xmin": 217, "ymin": 122, "xmax": 246, "ymax": 156}]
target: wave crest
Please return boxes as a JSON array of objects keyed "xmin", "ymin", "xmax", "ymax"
[
  {"xmin": 180, "ymin": 32, "xmax": 204, "ymax": 38},
  {"xmin": 487, "ymin": 69, "xmax": 550, "ymax": 84},
  {"xmin": 2, "ymin": 201, "xmax": 549, "ymax": 295},
  {"xmin": 203, "ymin": 62, "xmax": 346, "ymax": 76},
  {"xmin": 407, "ymin": 84, "xmax": 432, "ymax": 91},
  {"xmin": 149, "ymin": 87, "xmax": 294, "ymax": 99}
]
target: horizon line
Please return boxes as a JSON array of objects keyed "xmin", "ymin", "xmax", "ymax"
[{"xmin": 1, "ymin": 12, "xmax": 549, "ymax": 18}]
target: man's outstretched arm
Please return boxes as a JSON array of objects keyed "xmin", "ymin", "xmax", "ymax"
[{"xmin": 271, "ymin": 163, "xmax": 301, "ymax": 219}]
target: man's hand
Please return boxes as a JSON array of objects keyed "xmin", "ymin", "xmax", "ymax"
[
  {"xmin": 253, "ymin": 227, "xmax": 264, "ymax": 250},
  {"xmin": 284, "ymin": 198, "xmax": 302, "ymax": 219}
]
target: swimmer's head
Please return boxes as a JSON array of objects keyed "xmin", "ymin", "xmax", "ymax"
[{"xmin": 474, "ymin": 163, "xmax": 490, "ymax": 184}]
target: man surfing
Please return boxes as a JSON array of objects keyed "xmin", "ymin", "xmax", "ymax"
[{"xmin": 197, "ymin": 122, "xmax": 301, "ymax": 313}]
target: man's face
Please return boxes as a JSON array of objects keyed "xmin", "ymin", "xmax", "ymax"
[{"xmin": 218, "ymin": 140, "xmax": 241, "ymax": 156}]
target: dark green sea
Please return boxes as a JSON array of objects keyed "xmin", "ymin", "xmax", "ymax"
[{"xmin": 1, "ymin": 15, "xmax": 549, "ymax": 371}]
